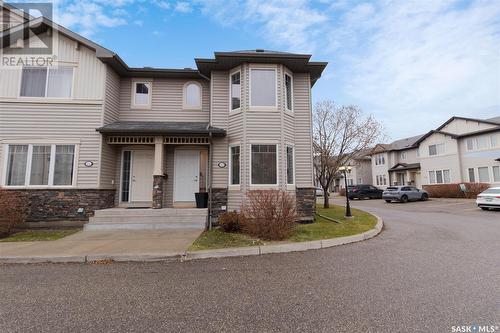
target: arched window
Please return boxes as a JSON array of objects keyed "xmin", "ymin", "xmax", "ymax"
[{"xmin": 183, "ymin": 82, "xmax": 202, "ymax": 109}]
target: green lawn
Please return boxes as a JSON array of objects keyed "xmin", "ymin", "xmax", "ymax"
[
  {"xmin": 190, "ymin": 204, "xmax": 378, "ymax": 251},
  {"xmin": 0, "ymin": 229, "xmax": 81, "ymax": 242}
]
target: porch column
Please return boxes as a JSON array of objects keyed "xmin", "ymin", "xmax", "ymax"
[{"xmin": 152, "ymin": 136, "xmax": 164, "ymax": 209}]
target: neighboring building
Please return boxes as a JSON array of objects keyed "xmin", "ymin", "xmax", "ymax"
[
  {"xmin": 370, "ymin": 116, "xmax": 500, "ymax": 188},
  {"xmin": 0, "ymin": 5, "xmax": 327, "ymax": 223},
  {"xmin": 332, "ymin": 150, "xmax": 373, "ymax": 192}
]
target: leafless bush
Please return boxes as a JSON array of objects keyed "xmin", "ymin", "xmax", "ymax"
[
  {"xmin": 240, "ymin": 190, "xmax": 297, "ymax": 241},
  {"xmin": 218, "ymin": 210, "xmax": 242, "ymax": 232}
]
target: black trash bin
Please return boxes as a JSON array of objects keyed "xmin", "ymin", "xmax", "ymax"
[{"xmin": 195, "ymin": 192, "xmax": 208, "ymax": 208}]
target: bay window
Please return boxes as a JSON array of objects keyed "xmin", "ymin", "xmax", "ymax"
[
  {"xmin": 251, "ymin": 144, "xmax": 277, "ymax": 185},
  {"xmin": 20, "ymin": 66, "xmax": 73, "ymax": 98},
  {"xmin": 230, "ymin": 146, "xmax": 240, "ymax": 185},
  {"xmin": 230, "ymin": 72, "xmax": 241, "ymax": 111},
  {"xmin": 286, "ymin": 146, "xmax": 294, "ymax": 185},
  {"xmin": 250, "ymin": 69, "xmax": 276, "ymax": 107},
  {"xmin": 4, "ymin": 144, "xmax": 76, "ymax": 187},
  {"xmin": 284, "ymin": 73, "xmax": 293, "ymax": 111}
]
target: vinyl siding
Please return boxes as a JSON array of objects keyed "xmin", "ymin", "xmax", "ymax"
[
  {"xmin": 98, "ymin": 66, "xmax": 121, "ymax": 189},
  {"xmin": 0, "ymin": 34, "xmax": 105, "ymax": 100},
  {"xmin": 118, "ymin": 78, "xmax": 210, "ymax": 122},
  {"xmin": 0, "ymin": 102, "xmax": 103, "ymax": 188},
  {"xmin": 211, "ymin": 71, "xmax": 230, "ymax": 188}
]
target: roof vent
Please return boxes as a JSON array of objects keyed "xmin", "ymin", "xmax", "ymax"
[{"xmin": 255, "ymin": 49, "xmax": 265, "ymax": 52}]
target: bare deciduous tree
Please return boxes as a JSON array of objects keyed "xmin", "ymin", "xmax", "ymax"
[{"xmin": 313, "ymin": 100, "xmax": 384, "ymax": 208}]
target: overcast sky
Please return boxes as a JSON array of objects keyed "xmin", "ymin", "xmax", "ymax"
[{"xmin": 33, "ymin": 0, "xmax": 500, "ymax": 140}]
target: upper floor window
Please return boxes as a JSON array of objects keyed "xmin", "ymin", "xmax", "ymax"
[
  {"xmin": 132, "ymin": 81, "xmax": 152, "ymax": 108},
  {"xmin": 20, "ymin": 66, "xmax": 73, "ymax": 98},
  {"xmin": 375, "ymin": 153, "xmax": 385, "ymax": 165},
  {"xmin": 183, "ymin": 82, "xmax": 202, "ymax": 110},
  {"xmin": 230, "ymin": 72, "xmax": 241, "ymax": 111},
  {"xmin": 284, "ymin": 73, "xmax": 293, "ymax": 111},
  {"xmin": 400, "ymin": 152, "xmax": 407, "ymax": 160},
  {"xmin": 428, "ymin": 143, "xmax": 444, "ymax": 156},
  {"xmin": 250, "ymin": 68, "xmax": 276, "ymax": 108}
]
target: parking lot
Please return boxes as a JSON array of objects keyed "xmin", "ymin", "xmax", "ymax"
[{"xmin": 330, "ymin": 196, "xmax": 497, "ymax": 218}]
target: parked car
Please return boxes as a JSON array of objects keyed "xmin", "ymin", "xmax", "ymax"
[
  {"xmin": 348, "ymin": 185, "xmax": 383, "ymax": 199},
  {"xmin": 315, "ymin": 187, "xmax": 324, "ymax": 197},
  {"xmin": 383, "ymin": 186, "xmax": 429, "ymax": 203},
  {"xmin": 476, "ymin": 187, "xmax": 500, "ymax": 210}
]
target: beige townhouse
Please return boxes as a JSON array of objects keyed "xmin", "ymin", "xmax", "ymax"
[
  {"xmin": 0, "ymin": 5, "xmax": 326, "ymax": 226},
  {"xmin": 369, "ymin": 116, "xmax": 500, "ymax": 189}
]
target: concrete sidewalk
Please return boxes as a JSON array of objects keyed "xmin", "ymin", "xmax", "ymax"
[{"xmin": 0, "ymin": 229, "xmax": 203, "ymax": 263}]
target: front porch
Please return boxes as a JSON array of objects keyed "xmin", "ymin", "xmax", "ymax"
[
  {"xmin": 388, "ymin": 163, "xmax": 421, "ymax": 187},
  {"xmin": 97, "ymin": 121, "xmax": 226, "ymax": 211}
]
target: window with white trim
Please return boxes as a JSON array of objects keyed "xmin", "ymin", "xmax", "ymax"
[
  {"xmin": 251, "ymin": 144, "xmax": 277, "ymax": 185},
  {"xmin": 428, "ymin": 169, "xmax": 450, "ymax": 184},
  {"xmin": 284, "ymin": 73, "xmax": 293, "ymax": 111},
  {"xmin": 493, "ymin": 166, "xmax": 500, "ymax": 182},
  {"xmin": 250, "ymin": 69, "xmax": 276, "ymax": 107},
  {"xmin": 4, "ymin": 144, "xmax": 75, "ymax": 187},
  {"xmin": 468, "ymin": 168, "xmax": 475, "ymax": 182},
  {"xmin": 428, "ymin": 143, "xmax": 445, "ymax": 156},
  {"xmin": 230, "ymin": 72, "xmax": 241, "ymax": 111},
  {"xmin": 476, "ymin": 136, "xmax": 488, "ymax": 149},
  {"xmin": 132, "ymin": 81, "xmax": 151, "ymax": 108},
  {"xmin": 400, "ymin": 152, "xmax": 407, "ymax": 160},
  {"xmin": 20, "ymin": 66, "xmax": 73, "ymax": 98},
  {"xmin": 286, "ymin": 146, "xmax": 294, "ymax": 185},
  {"xmin": 184, "ymin": 82, "xmax": 202, "ymax": 109},
  {"xmin": 230, "ymin": 146, "xmax": 240, "ymax": 185},
  {"xmin": 375, "ymin": 154, "xmax": 385, "ymax": 165},
  {"xmin": 478, "ymin": 167, "xmax": 489, "ymax": 182}
]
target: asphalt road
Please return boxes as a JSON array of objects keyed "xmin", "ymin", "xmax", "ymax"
[{"xmin": 1, "ymin": 198, "xmax": 499, "ymax": 333}]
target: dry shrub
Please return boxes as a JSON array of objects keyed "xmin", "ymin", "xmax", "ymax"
[
  {"xmin": 339, "ymin": 188, "xmax": 346, "ymax": 197},
  {"xmin": 422, "ymin": 183, "xmax": 490, "ymax": 199},
  {"xmin": 0, "ymin": 189, "xmax": 26, "ymax": 237},
  {"xmin": 240, "ymin": 190, "xmax": 297, "ymax": 241},
  {"xmin": 218, "ymin": 210, "xmax": 242, "ymax": 232}
]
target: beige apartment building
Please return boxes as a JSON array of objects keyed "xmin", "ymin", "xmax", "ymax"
[
  {"xmin": 370, "ymin": 116, "xmax": 500, "ymax": 188},
  {"xmin": 0, "ymin": 4, "xmax": 326, "ymax": 225}
]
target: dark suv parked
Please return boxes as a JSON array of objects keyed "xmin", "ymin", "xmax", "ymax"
[{"xmin": 348, "ymin": 185, "xmax": 384, "ymax": 200}]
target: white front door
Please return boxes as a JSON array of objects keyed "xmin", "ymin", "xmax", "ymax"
[
  {"xmin": 174, "ymin": 150, "xmax": 200, "ymax": 202},
  {"xmin": 131, "ymin": 150, "xmax": 154, "ymax": 202}
]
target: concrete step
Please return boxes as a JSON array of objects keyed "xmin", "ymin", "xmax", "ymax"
[
  {"xmin": 88, "ymin": 215, "xmax": 207, "ymax": 224},
  {"xmin": 94, "ymin": 208, "xmax": 207, "ymax": 218},
  {"xmin": 84, "ymin": 221, "xmax": 205, "ymax": 231},
  {"xmin": 84, "ymin": 208, "xmax": 208, "ymax": 231}
]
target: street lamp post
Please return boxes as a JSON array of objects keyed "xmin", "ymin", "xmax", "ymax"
[{"xmin": 339, "ymin": 165, "xmax": 352, "ymax": 218}]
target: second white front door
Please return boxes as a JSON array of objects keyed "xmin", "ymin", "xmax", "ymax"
[
  {"xmin": 174, "ymin": 150, "xmax": 200, "ymax": 202},
  {"xmin": 131, "ymin": 150, "xmax": 154, "ymax": 202}
]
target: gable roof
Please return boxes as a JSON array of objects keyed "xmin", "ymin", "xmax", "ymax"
[
  {"xmin": 436, "ymin": 116, "xmax": 500, "ymax": 131},
  {"xmin": 195, "ymin": 49, "xmax": 328, "ymax": 86},
  {"xmin": 388, "ymin": 163, "xmax": 421, "ymax": 172},
  {"xmin": 370, "ymin": 134, "xmax": 424, "ymax": 154}
]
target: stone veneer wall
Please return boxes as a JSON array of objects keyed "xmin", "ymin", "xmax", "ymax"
[
  {"xmin": 210, "ymin": 188, "xmax": 228, "ymax": 218},
  {"xmin": 296, "ymin": 187, "xmax": 316, "ymax": 222},
  {"xmin": 6, "ymin": 189, "xmax": 116, "ymax": 222},
  {"xmin": 152, "ymin": 175, "xmax": 165, "ymax": 209}
]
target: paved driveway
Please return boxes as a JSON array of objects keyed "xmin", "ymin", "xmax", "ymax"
[{"xmin": 0, "ymin": 198, "xmax": 498, "ymax": 332}]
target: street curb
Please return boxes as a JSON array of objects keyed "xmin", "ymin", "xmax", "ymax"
[
  {"xmin": 183, "ymin": 214, "xmax": 383, "ymax": 261},
  {"xmin": 0, "ymin": 215, "xmax": 383, "ymax": 264}
]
